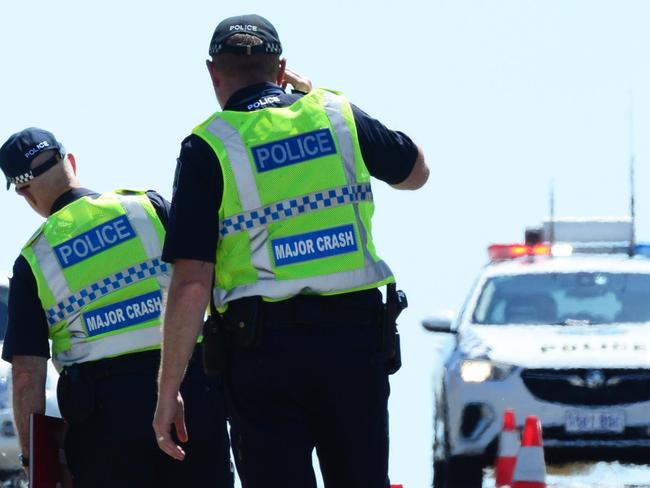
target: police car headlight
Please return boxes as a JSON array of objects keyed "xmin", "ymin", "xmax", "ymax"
[{"xmin": 460, "ymin": 360, "xmax": 515, "ymax": 382}]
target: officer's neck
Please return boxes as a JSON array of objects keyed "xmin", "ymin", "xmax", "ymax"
[
  {"xmin": 217, "ymin": 77, "xmax": 275, "ymax": 109},
  {"xmin": 45, "ymin": 182, "xmax": 82, "ymax": 217}
]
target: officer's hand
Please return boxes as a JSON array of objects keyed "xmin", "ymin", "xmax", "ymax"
[
  {"xmin": 282, "ymin": 68, "xmax": 312, "ymax": 93},
  {"xmin": 153, "ymin": 392, "xmax": 188, "ymax": 461}
]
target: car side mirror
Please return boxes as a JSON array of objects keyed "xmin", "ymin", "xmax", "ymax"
[{"xmin": 421, "ymin": 311, "xmax": 456, "ymax": 333}]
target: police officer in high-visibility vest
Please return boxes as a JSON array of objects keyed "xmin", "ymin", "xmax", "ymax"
[
  {"xmin": 0, "ymin": 128, "xmax": 234, "ymax": 488},
  {"xmin": 153, "ymin": 14, "xmax": 429, "ymax": 488}
]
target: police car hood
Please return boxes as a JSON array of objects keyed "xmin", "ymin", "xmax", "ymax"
[{"xmin": 460, "ymin": 323, "xmax": 650, "ymax": 368}]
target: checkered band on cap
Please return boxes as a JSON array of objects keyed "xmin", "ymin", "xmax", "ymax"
[
  {"xmin": 9, "ymin": 171, "xmax": 34, "ymax": 186},
  {"xmin": 46, "ymin": 257, "xmax": 170, "ymax": 325},
  {"xmin": 219, "ymin": 183, "xmax": 373, "ymax": 238},
  {"xmin": 210, "ymin": 42, "xmax": 281, "ymax": 55}
]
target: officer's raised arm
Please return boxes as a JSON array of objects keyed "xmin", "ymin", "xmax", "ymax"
[
  {"xmin": 281, "ymin": 67, "xmax": 313, "ymax": 93},
  {"xmin": 391, "ymin": 145, "xmax": 429, "ymax": 190}
]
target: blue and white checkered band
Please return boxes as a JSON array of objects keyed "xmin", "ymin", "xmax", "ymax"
[
  {"xmin": 219, "ymin": 183, "xmax": 373, "ymax": 238},
  {"xmin": 45, "ymin": 257, "xmax": 170, "ymax": 326},
  {"xmin": 9, "ymin": 171, "xmax": 34, "ymax": 186}
]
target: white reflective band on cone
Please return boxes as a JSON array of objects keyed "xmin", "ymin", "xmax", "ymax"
[
  {"xmin": 512, "ymin": 446, "xmax": 546, "ymax": 483},
  {"xmin": 498, "ymin": 430, "xmax": 520, "ymax": 457}
]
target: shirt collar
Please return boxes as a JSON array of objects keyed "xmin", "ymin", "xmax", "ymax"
[
  {"xmin": 224, "ymin": 82, "xmax": 286, "ymax": 112},
  {"xmin": 50, "ymin": 187, "xmax": 98, "ymax": 214}
]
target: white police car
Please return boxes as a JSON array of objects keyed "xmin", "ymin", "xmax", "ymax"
[
  {"xmin": 423, "ymin": 218, "xmax": 650, "ymax": 488},
  {"xmin": 0, "ymin": 275, "xmax": 59, "ymax": 482},
  {"xmin": 0, "ymin": 274, "xmax": 21, "ymax": 478}
]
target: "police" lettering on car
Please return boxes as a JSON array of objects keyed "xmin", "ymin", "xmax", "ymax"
[
  {"xmin": 271, "ymin": 224, "xmax": 357, "ymax": 266},
  {"xmin": 83, "ymin": 290, "xmax": 162, "ymax": 337},
  {"xmin": 251, "ymin": 128, "xmax": 337, "ymax": 173},
  {"xmin": 54, "ymin": 215, "xmax": 136, "ymax": 268}
]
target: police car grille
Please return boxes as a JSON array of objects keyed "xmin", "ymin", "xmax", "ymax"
[
  {"xmin": 543, "ymin": 425, "xmax": 649, "ymax": 441},
  {"xmin": 521, "ymin": 368, "xmax": 650, "ymax": 405}
]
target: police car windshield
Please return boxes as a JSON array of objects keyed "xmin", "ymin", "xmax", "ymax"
[
  {"xmin": 472, "ymin": 272, "xmax": 650, "ymax": 325},
  {"xmin": 0, "ymin": 286, "xmax": 7, "ymax": 340}
]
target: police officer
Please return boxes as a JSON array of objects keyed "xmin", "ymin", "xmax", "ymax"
[
  {"xmin": 154, "ymin": 14, "xmax": 429, "ymax": 488},
  {"xmin": 0, "ymin": 128, "xmax": 233, "ymax": 488}
]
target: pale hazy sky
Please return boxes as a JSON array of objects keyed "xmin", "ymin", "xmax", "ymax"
[{"xmin": 2, "ymin": 1, "xmax": 650, "ymax": 486}]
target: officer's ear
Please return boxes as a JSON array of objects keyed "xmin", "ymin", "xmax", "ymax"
[
  {"xmin": 67, "ymin": 153, "xmax": 77, "ymax": 174},
  {"xmin": 206, "ymin": 59, "xmax": 221, "ymax": 88},
  {"xmin": 276, "ymin": 58, "xmax": 287, "ymax": 86}
]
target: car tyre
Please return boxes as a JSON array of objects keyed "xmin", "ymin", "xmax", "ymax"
[
  {"xmin": 445, "ymin": 455, "xmax": 483, "ymax": 488},
  {"xmin": 432, "ymin": 459, "xmax": 447, "ymax": 488}
]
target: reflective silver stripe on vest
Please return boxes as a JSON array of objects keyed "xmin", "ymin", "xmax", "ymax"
[
  {"xmin": 213, "ymin": 259, "xmax": 393, "ymax": 307},
  {"xmin": 53, "ymin": 325, "xmax": 162, "ymax": 371},
  {"xmin": 207, "ymin": 117, "xmax": 274, "ymax": 279},
  {"xmin": 46, "ymin": 258, "xmax": 170, "ymax": 325},
  {"xmin": 207, "ymin": 118, "xmax": 261, "ymax": 210},
  {"xmin": 322, "ymin": 92, "xmax": 357, "ymax": 186},
  {"xmin": 32, "ymin": 233, "xmax": 71, "ymax": 303},
  {"xmin": 119, "ymin": 195, "xmax": 170, "ymax": 291},
  {"xmin": 120, "ymin": 196, "xmax": 162, "ymax": 259},
  {"xmin": 322, "ymin": 92, "xmax": 374, "ymax": 266},
  {"xmin": 219, "ymin": 184, "xmax": 372, "ymax": 237}
]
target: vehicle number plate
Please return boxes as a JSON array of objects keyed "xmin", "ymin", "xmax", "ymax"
[{"xmin": 565, "ymin": 409, "xmax": 625, "ymax": 433}]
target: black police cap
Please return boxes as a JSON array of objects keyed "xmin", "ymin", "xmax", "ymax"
[
  {"xmin": 209, "ymin": 14, "xmax": 282, "ymax": 56},
  {"xmin": 0, "ymin": 127, "xmax": 65, "ymax": 190}
]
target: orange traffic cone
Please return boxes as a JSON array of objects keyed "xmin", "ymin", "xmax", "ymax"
[
  {"xmin": 511, "ymin": 416, "xmax": 546, "ymax": 488},
  {"xmin": 495, "ymin": 409, "xmax": 519, "ymax": 487}
]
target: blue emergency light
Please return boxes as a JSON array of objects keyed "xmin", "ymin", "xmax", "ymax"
[{"xmin": 634, "ymin": 243, "xmax": 650, "ymax": 257}]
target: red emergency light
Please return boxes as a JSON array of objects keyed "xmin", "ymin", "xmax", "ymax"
[{"xmin": 488, "ymin": 243, "xmax": 551, "ymax": 261}]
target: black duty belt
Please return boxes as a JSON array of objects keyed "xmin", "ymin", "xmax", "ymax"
[
  {"xmin": 67, "ymin": 346, "xmax": 203, "ymax": 382},
  {"xmin": 70, "ymin": 349, "xmax": 161, "ymax": 381},
  {"xmin": 252, "ymin": 289, "xmax": 384, "ymax": 327}
]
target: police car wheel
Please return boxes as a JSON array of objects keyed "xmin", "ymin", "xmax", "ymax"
[
  {"xmin": 445, "ymin": 455, "xmax": 483, "ymax": 488},
  {"xmin": 432, "ymin": 459, "xmax": 447, "ymax": 488}
]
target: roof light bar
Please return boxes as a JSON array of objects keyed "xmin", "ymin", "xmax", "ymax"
[
  {"xmin": 542, "ymin": 217, "xmax": 633, "ymax": 243},
  {"xmin": 488, "ymin": 243, "xmax": 551, "ymax": 262}
]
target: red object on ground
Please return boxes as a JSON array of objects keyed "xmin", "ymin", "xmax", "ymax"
[
  {"xmin": 495, "ymin": 409, "xmax": 520, "ymax": 487},
  {"xmin": 390, "ymin": 485, "xmax": 404, "ymax": 488},
  {"xmin": 511, "ymin": 415, "xmax": 546, "ymax": 488}
]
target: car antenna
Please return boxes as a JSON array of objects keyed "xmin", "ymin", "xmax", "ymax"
[
  {"xmin": 548, "ymin": 178, "xmax": 555, "ymax": 247},
  {"xmin": 628, "ymin": 93, "xmax": 636, "ymax": 257}
]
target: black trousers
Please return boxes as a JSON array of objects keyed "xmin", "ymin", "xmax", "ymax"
[
  {"xmin": 60, "ymin": 348, "xmax": 233, "ymax": 488},
  {"xmin": 225, "ymin": 293, "xmax": 391, "ymax": 488}
]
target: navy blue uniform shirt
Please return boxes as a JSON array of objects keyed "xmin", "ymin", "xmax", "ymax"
[
  {"xmin": 163, "ymin": 82, "xmax": 419, "ymax": 264},
  {"xmin": 2, "ymin": 188, "xmax": 170, "ymax": 362}
]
